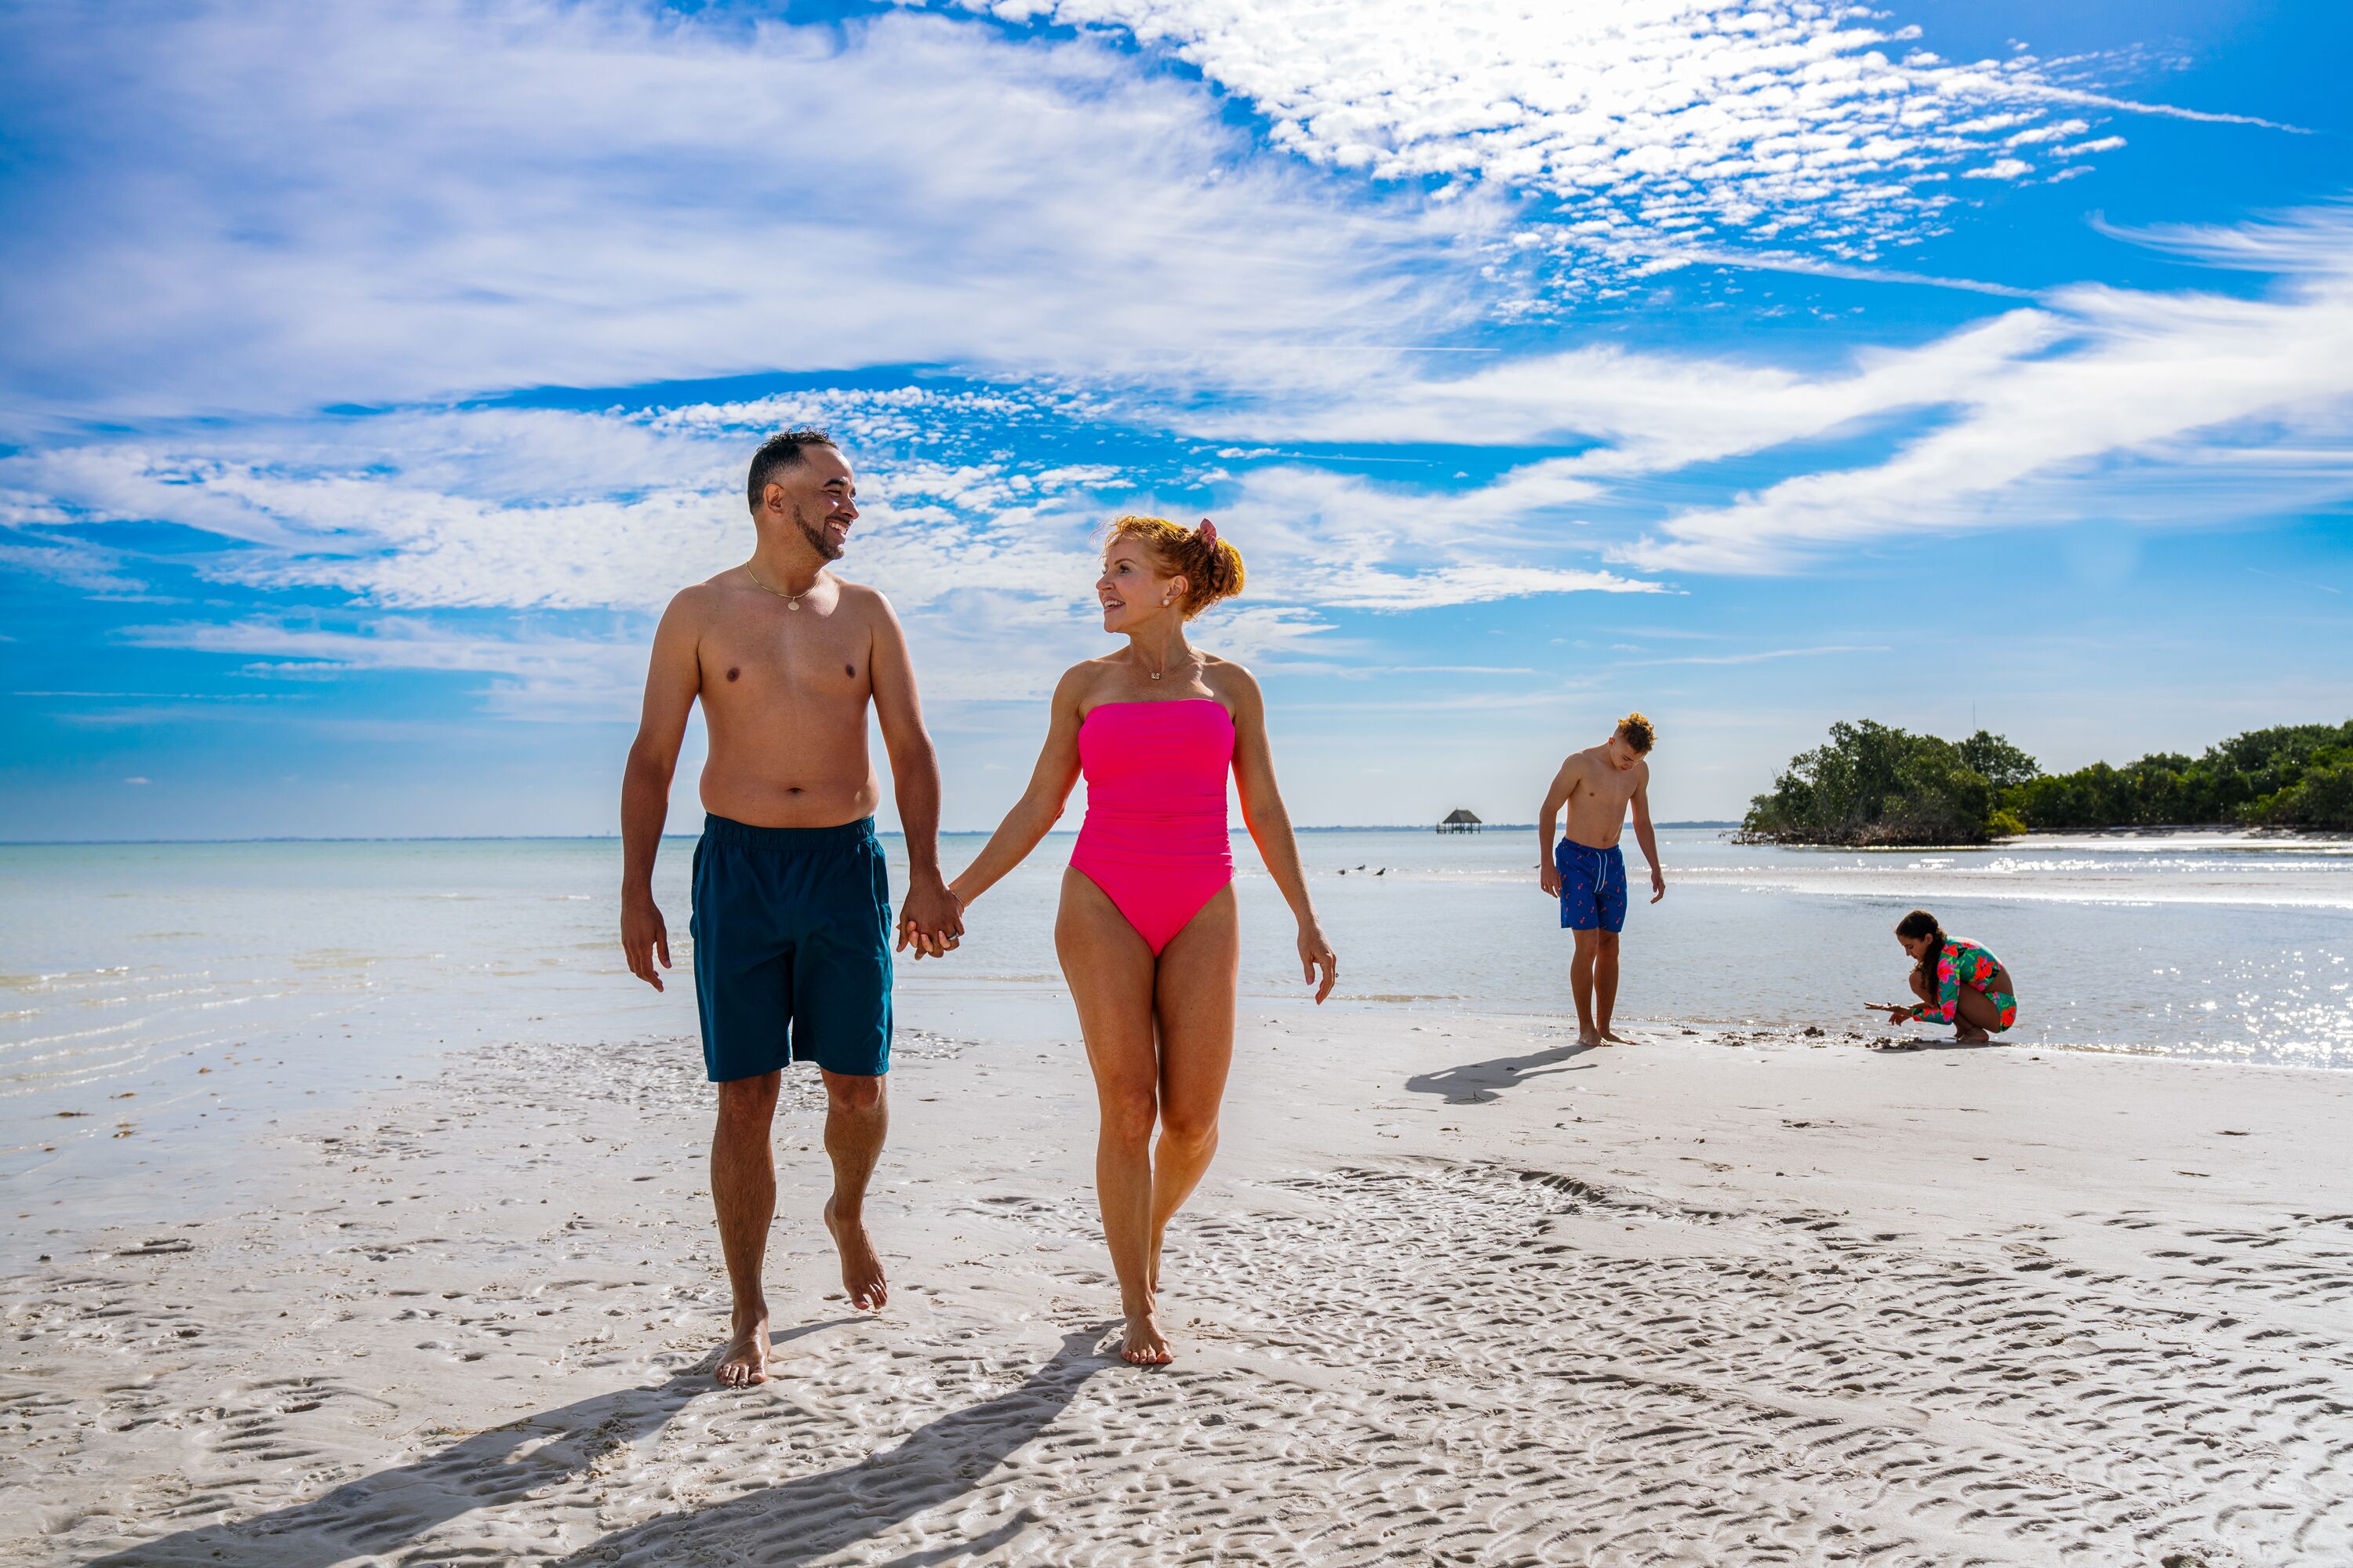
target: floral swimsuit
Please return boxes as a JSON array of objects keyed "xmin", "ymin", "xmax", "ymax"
[{"xmin": 1908, "ymin": 940, "xmax": 2017, "ymax": 1032}]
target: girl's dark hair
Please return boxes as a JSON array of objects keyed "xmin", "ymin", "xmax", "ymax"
[{"xmin": 1895, "ymin": 908, "xmax": 1947, "ymax": 988}]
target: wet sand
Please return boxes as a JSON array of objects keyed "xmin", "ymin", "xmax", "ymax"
[{"xmin": 6, "ymin": 989, "xmax": 2351, "ymax": 1565}]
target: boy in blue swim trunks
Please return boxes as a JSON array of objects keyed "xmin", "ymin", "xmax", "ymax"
[
  {"xmin": 620, "ymin": 430, "xmax": 965, "ymax": 1388},
  {"xmin": 1537, "ymin": 713, "xmax": 1666, "ymax": 1046}
]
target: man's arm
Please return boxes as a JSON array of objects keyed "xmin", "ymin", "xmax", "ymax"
[
  {"xmin": 1537, "ymin": 757, "xmax": 1578, "ymax": 897},
  {"xmin": 620, "ymin": 593, "xmax": 703, "ymax": 991},
  {"xmin": 865, "ymin": 591, "xmax": 959, "ymax": 956},
  {"xmin": 1630, "ymin": 766, "xmax": 1665, "ymax": 903}
]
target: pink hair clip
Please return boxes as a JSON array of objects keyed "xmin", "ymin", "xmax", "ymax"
[{"xmin": 1198, "ymin": 518, "xmax": 1218, "ymax": 547}]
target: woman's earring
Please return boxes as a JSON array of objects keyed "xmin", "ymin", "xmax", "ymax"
[{"xmin": 1160, "ymin": 595, "xmax": 1173, "ymax": 606}]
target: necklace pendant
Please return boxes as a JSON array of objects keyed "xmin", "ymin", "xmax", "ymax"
[
  {"xmin": 1149, "ymin": 671, "xmax": 1162, "ymax": 679},
  {"xmin": 787, "ymin": 600, "xmax": 798, "ymax": 610}
]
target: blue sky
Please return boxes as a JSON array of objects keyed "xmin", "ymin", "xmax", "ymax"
[{"xmin": 4, "ymin": 0, "xmax": 2350, "ymax": 839}]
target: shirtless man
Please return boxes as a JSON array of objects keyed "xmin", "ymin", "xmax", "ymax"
[
  {"xmin": 620, "ymin": 428, "xmax": 962, "ymax": 1388},
  {"xmin": 1537, "ymin": 712, "xmax": 1665, "ymax": 1046}
]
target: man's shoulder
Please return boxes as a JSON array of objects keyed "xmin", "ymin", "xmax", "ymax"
[
  {"xmin": 664, "ymin": 577, "xmax": 733, "ymax": 621},
  {"xmin": 829, "ymin": 576, "xmax": 895, "ymax": 617}
]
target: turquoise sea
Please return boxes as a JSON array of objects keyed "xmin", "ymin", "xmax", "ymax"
[{"xmin": 5, "ymin": 827, "xmax": 2351, "ymax": 1210}]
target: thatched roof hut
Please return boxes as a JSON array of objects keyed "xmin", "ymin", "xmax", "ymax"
[{"xmin": 1438, "ymin": 808, "xmax": 1482, "ymax": 834}]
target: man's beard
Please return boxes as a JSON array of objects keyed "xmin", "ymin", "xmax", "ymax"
[{"xmin": 794, "ymin": 503, "xmax": 844, "ymax": 562}]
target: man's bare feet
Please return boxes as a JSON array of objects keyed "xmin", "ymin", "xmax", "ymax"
[
  {"xmin": 1578, "ymin": 1028, "xmax": 1605, "ymax": 1047},
  {"xmin": 1600, "ymin": 1027, "xmax": 1634, "ymax": 1045},
  {"xmin": 715, "ymin": 1304, "xmax": 769, "ymax": 1388},
  {"xmin": 824, "ymin": 1196, "xmax": 889, "ymax": 1311},
  {"xmin": 1120, "ymin": 1304, "xmax": 1173, "ymax": 1366}
]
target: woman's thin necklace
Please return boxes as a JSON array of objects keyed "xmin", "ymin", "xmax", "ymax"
[
  {"xmin": 745, "ymin": 566, "xmax": 815, "ymax": 610},
  {"xmin": 1141, "ymin": 647, "xmax": 1193, "ymax": 682}
]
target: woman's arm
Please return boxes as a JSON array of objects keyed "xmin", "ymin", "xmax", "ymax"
[
  {"xmin": 1225, "ymin": 665, "xmax": 1337, "ymax": 1003},
  {"xmin": 1911, "ymin": 946, "xmax": 1959, "ymax": 1023},
  {"xmin": 946, "ymin": 668, "xmax": 1088, "ymax": 911}
]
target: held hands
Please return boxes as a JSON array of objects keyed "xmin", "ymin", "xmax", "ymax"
[
  {"xmin": 896, "ymin": 872, "xmax": 965, "ymax": 960},
  {"xmin": 621, "ymin": 894, "xmax": 671, "ymax": 991},
  {"xmin": 1297, "ymin": 922, "xmax": 1338, "ymax": 1005}
]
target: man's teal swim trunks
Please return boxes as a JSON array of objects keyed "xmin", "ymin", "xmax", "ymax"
[{"xmin": 689, "ymin": 814, "xmax": 892, "ymax": 1082}]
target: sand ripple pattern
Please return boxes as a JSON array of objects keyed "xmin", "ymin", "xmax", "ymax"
[{"xmin": 7, "ymin": 1047, "xmax": 2349, "ymax": 1566}]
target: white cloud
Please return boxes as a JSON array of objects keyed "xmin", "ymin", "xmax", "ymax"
[
  {"xmin": 1316, "ymin": 566, "xmax": 1663, "ymax": 612},
  {"xmin": 21, "ymin": 203, "xmax": 2353, "ymax": 617},
  {"xmin": 1616, "ymin": 644, "xmax": 1891, "ymax": 668},
  {"xmin": 1169, "ymin": 309, "xmax": 2064, "ymax": 475},
  {"xmin": 1620, "ymin": 208, "xmax": 2353, "ymax": 572},
  {"xmin": 10, "ymin": 384, "xmax": 1688, "ymax": 623},
  {"xmin": 0, "ymin": 0, "xmax": 1452, "ymax": 426},
  {"xmin": 122, "ymin": 616, "xmax": 651, "ymax": 721},
  {"xmin": 936, "ymin": 0, "xmax": 2258, "ymax": 283}
]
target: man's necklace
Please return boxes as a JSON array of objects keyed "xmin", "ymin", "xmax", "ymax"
[{"xmin": 745, "ymin": 566, "xmax": 816, "ymax": 610}]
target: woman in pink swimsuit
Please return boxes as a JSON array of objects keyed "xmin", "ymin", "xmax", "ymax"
[{"xmin": 948, "ymin": 515, "xmax": 1337, "ymax": 1365}]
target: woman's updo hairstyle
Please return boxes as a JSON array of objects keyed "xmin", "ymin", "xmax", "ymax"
[{"xmin": 1105, "ymin": 515, "xmax": 1245, "ymax": 619}]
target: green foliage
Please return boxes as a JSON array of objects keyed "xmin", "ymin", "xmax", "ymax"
[
  {"xmin": 1744, "ymin": 718, "xmax": 2353, "ymax": 842},
  {"xmin": 1741, "ymin": 720, "xmax": 2001, "ymax": 846},
  {"xmin": 2243, "ymin": 757, "xmax": 2353, "ymax": 830},
  {"xmin": 2005, "ymin": 722, "xmax": 2353, "ymax": 830},
  {"xmin": 1958, "ymin": 729, "xmax": 2039, "ymax": 792}
]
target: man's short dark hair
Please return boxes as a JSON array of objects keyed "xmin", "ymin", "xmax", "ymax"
[{"xmin": 746, "ymin": 428, "xmax": 838, "ymax": 515}]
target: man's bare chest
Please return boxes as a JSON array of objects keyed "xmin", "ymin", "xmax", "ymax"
[
  {"xmin": 1578, "ymin": 769, "xmax": 1639, "ymax": 811},
  {"xmin": 701, "ymin": 612, "xmax": 869, "ymax": 704}
]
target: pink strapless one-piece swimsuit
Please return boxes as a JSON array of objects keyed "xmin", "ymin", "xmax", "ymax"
[{"xmin": 1070, "ymin": 700, "xmax": 1236, "ymax": 954}]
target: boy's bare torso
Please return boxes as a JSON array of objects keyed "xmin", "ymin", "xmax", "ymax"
[
  {"xmin": 683, "ymin": 573, "xmax": 886, "ymax": 828},
  {"xmin": 1561, "ymin": 745, "xmax": 1647, "ymax": 849}
]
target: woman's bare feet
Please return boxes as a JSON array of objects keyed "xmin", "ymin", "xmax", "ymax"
[
  {"xmin": 715, "ymin": 1304, "xmax": 769, "ymax": 1388},
  {"xmin": 1578, "ymin": 1028, "xmax": 1604, "ymax": 1047},
  {"xmin": 1146, "ymin": 1221, "xmax": 1170, "ymax": 1301},
  {"xmin": 1600, "ymin": 1026, "xmax": 1634, "ymax": 1045},
  {"xmin": 824, "ymin": 1196, "xmax": 889, "ymax": 1311},
  {"xmin": 1955, "ymin": 1024, "xmax": 1991, "ymax": 1043},
  {"xmin": 1120, "ymin": 1304, "xmax": 1173, "ymax": 1366}
]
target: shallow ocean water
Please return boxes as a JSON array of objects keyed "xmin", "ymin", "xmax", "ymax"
[{"xmin": 3, "ymin": 828, "xmax": 2348, "ymax": 1199}]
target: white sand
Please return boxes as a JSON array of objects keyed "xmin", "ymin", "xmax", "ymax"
[{"xmin": 6, "ymin": 990, "xmax": 2351, "ymax": 1565}]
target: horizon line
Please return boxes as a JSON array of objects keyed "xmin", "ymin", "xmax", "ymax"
[{"xmin": 0, "ymin": 821, "xmax": 1745, "ymax": 847}]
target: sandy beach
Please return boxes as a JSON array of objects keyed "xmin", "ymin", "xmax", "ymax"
[{"xmin": 8, "ymin": 982, "xmax": 2350, "ymax": 1566}]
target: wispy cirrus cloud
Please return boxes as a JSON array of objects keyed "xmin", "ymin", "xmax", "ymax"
[
  {"xmin": 933, "ymin": 0, "xmax": 2282, "ymax": 293},
  {"xmin": 1620, "ymin": 206, "xmax": 2353, "ymax": 572},
  {"xmin": 1615, "ymin": 643, "xmax": 1891, "ymax": 668},
  {"xmin": 118, "ymin": 617, "xmax": 653, "ymax": 720}
]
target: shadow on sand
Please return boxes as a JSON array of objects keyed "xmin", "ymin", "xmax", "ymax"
[
  {"xmin": 1405, "ymin": 1041, "xmax": 1597, "ymax": 1103},
  {"xmin": 1871, "ymin": 1035, "xmax": 2011, "ymax": 1053},
  {"xmin": 544, "ymin": 1326, "xmax": 1111, "ymax": 1566},
  {"xmin": 78, "ymin": 1315, "xmax": 987, "ymax": 1566}
]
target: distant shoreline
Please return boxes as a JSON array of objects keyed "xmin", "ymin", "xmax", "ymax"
[{"xmin": 2, "ymin": 822, "xmax": 1745, "ymax": 847}]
